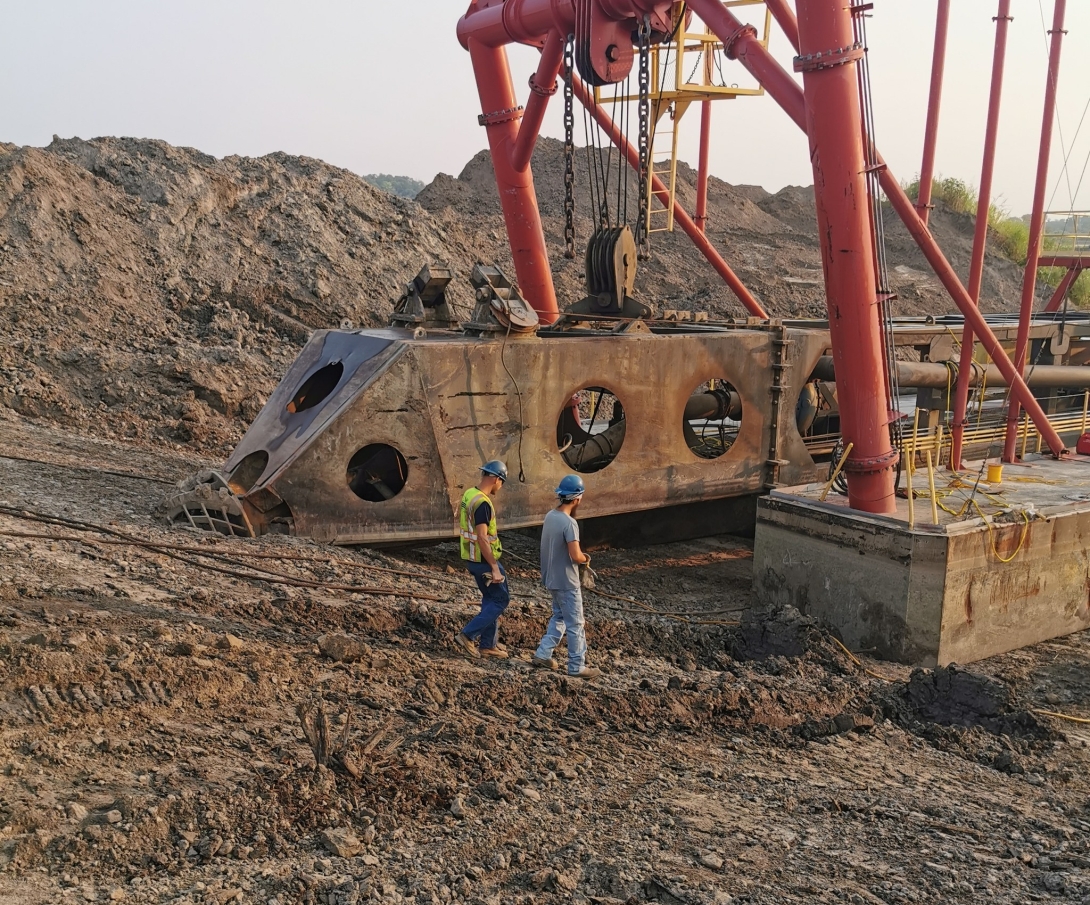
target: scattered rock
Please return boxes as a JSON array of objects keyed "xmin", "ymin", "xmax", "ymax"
[
  {"xmin": 216, "ymin": 633, "xmax": 245, "ymax": 651},
  {"xmin": 317, "ymin": 633, "xmax": 369, "ymax": 663},
  {"xmin": 321, "ymin": 827, "xmax": 361, "ymax": 859},
  {"xmin": 449, "ymin": 795, "xmax": 467, "ymax": 819},
  {"xmin": 700, "ymin": 852, "xmax": 725, "ymax": 871}
]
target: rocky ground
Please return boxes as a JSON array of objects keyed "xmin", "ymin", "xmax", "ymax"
[{"xmin": 2, "ymin": 418, "xmax": 1090, "ymax": 905}]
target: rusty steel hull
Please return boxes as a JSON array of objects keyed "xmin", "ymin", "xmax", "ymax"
[
  {"xmin": 174, "ymin": 314, "xmax": 1090, "ymax": 547},
  {"xmin": 210, "ymin": 324, "xmax": 828, "ymax": 545}
]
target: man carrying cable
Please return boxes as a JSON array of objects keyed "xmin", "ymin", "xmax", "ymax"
[
  {"xmin": 453, "ymin": 460, "xmax": 510, "ymax": 660},
  {"xmin": 532, "ymin": 474, "xmax": 601, "ymax": 680}
]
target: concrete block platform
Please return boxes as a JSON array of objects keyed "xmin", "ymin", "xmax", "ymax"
[{"xmin": 753, "ymin": 455, "xmax": 1090, "ymax": 666}]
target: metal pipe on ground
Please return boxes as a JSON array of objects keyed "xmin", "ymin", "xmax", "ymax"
[
  {"xmin": 1005, "ymin": 0, "xmax": 1068, "ymax": 462},
  {"xmin": 812, "ymin": 357, "xmax": 1090, "ymax": 390},
  {"xmin": 685, "ymin": 0, "xmax": 1067, "ymax": 458},
  {"xmin": 950, "ymin": 0, "xmax": 1012, "ymax": 471}
]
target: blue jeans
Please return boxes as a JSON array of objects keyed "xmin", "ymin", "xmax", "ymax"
[
  {"xmin": 534, "ymin": 587, "xmax": 587, "ymax": 675},
  {"xmin": 462, "ymin": 561, "xmax": 510, "ymax": 650}
]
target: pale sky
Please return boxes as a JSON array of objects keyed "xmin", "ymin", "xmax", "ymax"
[{"xmin": 2, "ymin": 1, "xmax": 1089, "ymax": 217}]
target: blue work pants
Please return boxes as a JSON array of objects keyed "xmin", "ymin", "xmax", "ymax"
[
  {"xmin": 462, "ymin": 560, "xmax": 510, "ymax": 650},
  {"xmin": 534, "ymin": 587, "xmax": 587, "ymax": 674}
]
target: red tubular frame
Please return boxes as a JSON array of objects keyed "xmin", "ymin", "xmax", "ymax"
[
  {"xmin": 916, "ymin": 0, "xmax": 951, "ymax": 225},
  {"xmin": 695, "ymin": 99, "xmax": 712, "ymax": 232},
  {"xmin": 467, "ymin": 37, "xmax": 560, "ymax": 322},
  {"xmin": 950, "ymin": 0, "xmax": 1012, "ymax": 471},
  {"xmin": 764, "ymin": 0, "xmax": 800, "ymax": 52},
  {"xmin": 789, "ymin": 0, "xmax": 897, "ymax": 513},
  {"xmin": 572, "ymin": 77, "xmax": 768, "ymax": 318},
  {"xmin": 511, "ymin": 30, "xmax": 566, "ymax": 173},
  {"xmin": 1044, "ymin": 266, "xmax": 1085, "ymax": 312},
  {"xmin": 1004, "ymin": 0, "xmax": 1067, "ymax": 462},
  {"xmin": 685, "ymin": 0, "xmax": 1066, "ymax": 458}
]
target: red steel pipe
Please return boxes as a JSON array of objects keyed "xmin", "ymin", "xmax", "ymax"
[
  {"xmin": 510, "ymin": 30, "xmax": 566, "ymax": 173},
  {"xmin": 685, "ymin": 0, "xmax": 1066, "ymax": 458},
  {"xmin": 572, "ymin": 76, "xmax": 768, "ymax": 318},
  {"xmin": 950, "ymin": 0, "xmax": 1012, "ymax": 472},
  {"xmin": 916, "ymin": 0, "xmax": 951, "ymax": 225},
  {"xmin": 1004, "ymin": 0, "xmax": 1067, "ymax": 462},
  {"xmin": 1039, "ymin": 255, "xmax": 1090, "ymax": 268},
  {"xmin": 695, "ymin": 99, "xmax": 712, "ymax": 232},
  {"xmin": 467, "ymin": 38, "xmax": 559, "ymax": 322},
  {"xmin": 764, "ymin": 0, "xmax": 800, "ymax": 52},
  {"xmin": 1045, "ymin": 266, "xmax": 1084, "ymax": 312},
  {"xmin": 792, "ymin": 0, "xmax": 897, "ymax": 513},
  {"xmin": 457, "ymin": 0, "xmax": 571, "ymax": 49}
]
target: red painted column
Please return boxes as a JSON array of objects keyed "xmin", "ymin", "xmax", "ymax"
[
  {"xmin": 695, "ymin": 99, "xmax": 712, "ymax": 232},
  {"xmin": 467, "ymin": 38, "xmax": 559, "ymax": 322},
  {"xmin": 572, "ymin": 77, "xmax": 768, "ymax": 318},
  {"xmin": 793, "ymin": 0, "xmax": 897, "ymax": 513},
  {"xmin": 1004, "ymin": 0, "xmax": 1067, "ymax": 462},
  {"xmin": 950, "ymin": 0, "xmax": 1012, "ymax": 472},
  {"xmin": 915, "ymin": 0, "xmax": 951, "ymax": 225}
]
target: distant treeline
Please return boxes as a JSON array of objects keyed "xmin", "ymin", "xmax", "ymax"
[{"xmin": 362, "ymin": 174, "xmax": 425, "ymax": 199}]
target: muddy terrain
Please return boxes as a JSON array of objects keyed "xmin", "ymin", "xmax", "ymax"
[{"xmin": 1, "ymin": 419, "xmax": 1089, "ymax": 905}]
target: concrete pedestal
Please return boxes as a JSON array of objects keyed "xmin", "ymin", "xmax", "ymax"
[{"xmin": 753, "ymin": 458, "xmax": 1090, "ymax": 666}]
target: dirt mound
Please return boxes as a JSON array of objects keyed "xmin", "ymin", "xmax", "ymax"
[{"xmin": 0, "ymin": 137, "xmax": 485, "ymax": 457}]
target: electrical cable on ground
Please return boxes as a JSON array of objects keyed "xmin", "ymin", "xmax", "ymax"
[
  {"xmin": 0, "ymin": 506, "xmax": 449, "ymax": 602},
  {"xmin": 0, "ymin": 452, "xmax": 178, "ymax": 485}
]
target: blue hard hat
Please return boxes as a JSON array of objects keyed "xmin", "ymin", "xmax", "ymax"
[
  {"xmin": 480, "ymin": 460, "xmax": 509, "ymax": 482},
  {"xmin": 555, "ymin": 474, "xmax": 585, "ymax": 500}
]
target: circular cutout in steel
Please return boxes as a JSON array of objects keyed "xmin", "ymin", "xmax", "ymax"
[
  {"xmin": 347, "ymin": 444, "xmax": 408, "ymax": 502},
  {"xmin": 683, "ymin": 379, "xmax": 743, "ymax": 460},
  {"xmin": 287, "ymin": 361, "xmax": 344, "ymax": 414},
  {"xmin": 556, "ymin": 386, "xmax": 625, "ymax": 473},
  {"xmin": 227, "ymin": 450, "xmax": 269, "ymax": 494}
]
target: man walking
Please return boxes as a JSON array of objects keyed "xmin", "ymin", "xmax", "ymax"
[
  {"xmin": 453, "ymin": 460, "xmax": 510, "ymax": 660},
  {"xmin": 532, "ymin": 475, "xmax": 601, "ymax": 679}
]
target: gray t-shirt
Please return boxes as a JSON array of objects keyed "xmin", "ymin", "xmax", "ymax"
[{"xmin": 540, "ymin": 508, "xmax": 580, "ymax": 590}]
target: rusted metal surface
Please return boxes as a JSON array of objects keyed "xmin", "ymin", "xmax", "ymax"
[{"xmin": 167, "ymin": 312, "xmax": 1090, "ymax": 547}]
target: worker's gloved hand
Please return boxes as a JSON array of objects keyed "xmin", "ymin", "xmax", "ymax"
[{"xmin": 579, "ymin": 563, "xmax": 597, "ymax": 590}]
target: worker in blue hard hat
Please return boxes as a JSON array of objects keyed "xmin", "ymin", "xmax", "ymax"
[
  {"xmin": 453, "ymin": 459, "xmax": 511, "ymax": 660},
  {"xmin": 532, "ymin": 474, "xmax": 601, "ymax": 679}
]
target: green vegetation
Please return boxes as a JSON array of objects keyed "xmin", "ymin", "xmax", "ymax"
[
  {"xmin": 902, "ymin": 175, "xmax": 1090, "ymax": 307},
  {"xmin": 362, "ymin": 173, "xmax": 425, "ymax": 199}
]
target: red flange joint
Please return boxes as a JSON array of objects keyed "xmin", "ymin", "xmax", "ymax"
[
  {"xmin": 478, "ymin": 106, "xmax": 525, "ymax": 126},
  {"xmin": 793, "ymin": 42, "xmax": 864, "ymax": 73}
]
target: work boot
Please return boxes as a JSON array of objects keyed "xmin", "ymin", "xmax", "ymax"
[
  {"xmin": 569, "ymin": 666, "xmax": 601, "ymax": 680},
  {"xmin": 480, "ymin": 647, "xmax": 508, "ymax": 659},
  {"xmin": 532, "ymin": 655, "xmax": 558, "ymax": 670},
  {"xmin": 453, "ymin": 633, "xmax": 480, "ymax": 659}
]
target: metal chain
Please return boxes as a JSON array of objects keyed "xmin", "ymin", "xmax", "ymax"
[
  {"xmin": 563, "ymin": 34, "xmax": 576, "ymax": 260},
  {"xmin": 635, "ymin": 15, "xmax": 652, "ymax": 261}
]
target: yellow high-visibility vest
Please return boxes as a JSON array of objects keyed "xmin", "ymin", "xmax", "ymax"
[{"xmin": 458, "ymin": 488, "xmax": 501, "ymax": 563}]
